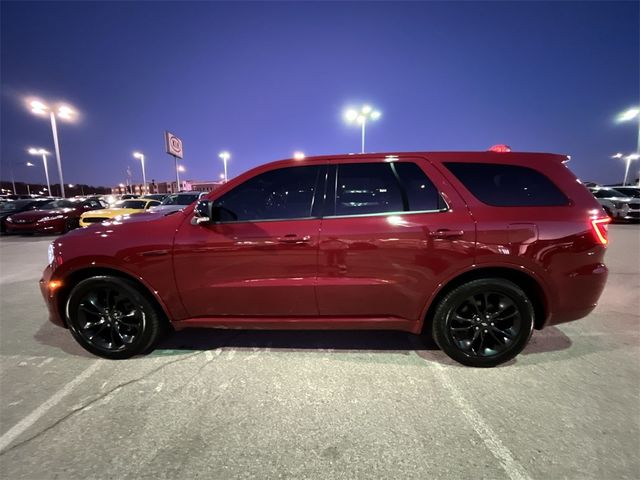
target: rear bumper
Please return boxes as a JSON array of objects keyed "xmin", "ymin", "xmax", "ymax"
[
  {"xmin": 545, "ymin": 262, "xmax": 608, "ymax": 327},
  {"xmin": 39, "ymin": 265, "xmax": 66, "ymax": 328}
]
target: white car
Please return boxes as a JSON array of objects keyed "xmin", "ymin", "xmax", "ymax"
[
  {"xmin": 148, "ymin": 192, "xmax": 206, "ymax": 214},
  {"xmin": 589, "ymin": 187, "xmax": 640, "ymax": 222}
]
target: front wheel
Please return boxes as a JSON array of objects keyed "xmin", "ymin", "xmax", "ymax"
[
  {"xmin": 66, "ymin": 276, "xmax": 166, "ymax": 359},
  {"xmin": 431, "ymin": 278, "xmax": 534, "ymax": 367}
]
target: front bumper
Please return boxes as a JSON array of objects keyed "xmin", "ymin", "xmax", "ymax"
[
  {"xmin": 6, "ymin": 218, "xmax": 66, "ymax": 234},
  {"xmin": 39, "ymin": 265, "xmax": 66, "ymax": 328}
]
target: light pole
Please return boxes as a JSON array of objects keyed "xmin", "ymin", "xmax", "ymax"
[
  {"xmin": 219, "ymin": 151, "xmax": 230, "ymax": 182},
  {"xmin": 133, "ymin": 152, "xmax": 147, "ymax": 195},
  {"xmin": 622, "ymin": 154, "xmax": 640, "ymax": 186},
  {"xmin": 28, "ymin": 99, "xmax": 76, "ymax": 198},
  {"xmin": 344, "ymin": 105, "xmax": 382, "ymax": 153},
  {"xmin": 27, "ymin": 148, "xmax": 51, "ymax": 195},
  {"xmin": 177, "ymin": 165, "xmax": 186, "ymax": 191}
]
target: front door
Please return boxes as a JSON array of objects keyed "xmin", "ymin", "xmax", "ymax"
[{"xmin": 173, "ymin": 164, "xmax": 324, "ymax": 317}]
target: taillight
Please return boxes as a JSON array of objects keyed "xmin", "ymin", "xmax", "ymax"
[{"xmin": 590, "ymin": 217, "xmax": 611, "ymax": 245}]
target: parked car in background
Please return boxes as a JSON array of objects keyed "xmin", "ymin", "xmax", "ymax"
[
  {"xmin": 609, "ymin": 185, "xmax": 640, "ymax": 199},
  {"xmin": 588, "ymin": 186, "xmax": 640, "ymax": 222},
  {"xmin": 147, "ymin": 191, "xmax": 206, "ymax": 214},
  {"xmin": 0, "ymin": 198, "xmax": 56, "ymax": 233},
  {"xmin": 41, "ymin": 149, "xmax": 610, "ymax": 367},
  {"xmin": 79, "ymin": 198, "xmax": 161, "ymax": 227},
  {"xmin": 141, "ymin": 193, "xmax": 168, "ymax": 202},
  {"xmin": 5, "ymin": 198, "xmax": 108, "ymax": 234}
]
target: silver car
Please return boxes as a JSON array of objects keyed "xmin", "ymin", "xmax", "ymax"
[
  {"xmin": 589, "ymin": 187, "xmax": 640, "ymax": 223},
  {"xmin": 148, "ymin": 192, "xmax": 206, "ymax": 214}
]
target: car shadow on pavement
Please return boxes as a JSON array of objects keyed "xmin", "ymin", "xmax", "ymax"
[{"xmin": 33, "ymin": 320, "xmax": 573, "ymax": 365}]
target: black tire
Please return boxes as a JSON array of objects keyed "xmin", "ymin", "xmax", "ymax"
[
  {"xmin": 65, "ymin": 275, "xmax": 166, "ymax": 359},
  {"xmin": 63, "ymin": 217, "xmax": 77, "ymax": 233},
  {"xmin": 431, "ymin": 278, "xmax": 534, "ymax": 367}
]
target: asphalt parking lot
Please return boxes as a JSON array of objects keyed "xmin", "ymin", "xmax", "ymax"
[{"xmin": 0, "ymin": 225, "xmax": 638, "ymax": 480}]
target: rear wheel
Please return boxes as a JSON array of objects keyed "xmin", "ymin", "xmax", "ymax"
[
  {"xmin": 431, "ymin": 278, "xmax": 534, "ymax": 367},
  {"xmin": 63, "ymin": 217, "xmax": 77, "ymax": 233},
  {"xmin": 65, "ymin": 276, "xmax": 166, "ymax": 359}
]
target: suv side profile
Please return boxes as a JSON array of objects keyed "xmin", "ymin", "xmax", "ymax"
[{"xmin": 40, "ymin": 151, "xmax": 609, "ymax": 367}]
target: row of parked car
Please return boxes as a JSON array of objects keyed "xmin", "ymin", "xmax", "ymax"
[{"xmin": 0, "ymin": 191, "xmax": 206, "ymax": 235}]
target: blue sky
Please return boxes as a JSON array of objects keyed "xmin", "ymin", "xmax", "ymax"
[{"xmin": 2, "ymin": 1, "xmax": 638, "ymax": 187}]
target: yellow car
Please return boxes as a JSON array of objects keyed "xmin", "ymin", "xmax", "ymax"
[{"xmin": 79, "ymin": 198, "xmax": 161, "ymax": 227}]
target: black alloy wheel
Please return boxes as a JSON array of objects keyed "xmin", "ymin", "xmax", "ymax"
[
  {"xmin": 66, "ymin": 276, "xmax": 166, "ymax": 359},
  {"xmin": 431, "ymin": 278, "xmax": 534, "ymax": 367}
]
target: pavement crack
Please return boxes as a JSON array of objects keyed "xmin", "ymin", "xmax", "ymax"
[{"xmin": 0, "ymin": 352, "xmax": 200, "ymax": 456}]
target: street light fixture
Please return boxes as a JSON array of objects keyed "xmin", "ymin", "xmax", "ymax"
[
  {"xmin": 616, "ymin": 106, "xmax": 640, "ymax": 154},
  {"xmin": 344, "ymin": 104, "xmax": 382, "ymax": 153},
  {"xmin": 27, "ymin": 98, "xmax": 77, "ymax": 198},
  {"xmin": 219, "ymin": 151, "xmax": 230, "ymax": 182},
  {"xmin": 133, "ymin": 152, "xmax": 147, "ymax": 195},
  {"xmin": 293, "ymin": 151, "xmax": 305, "ymax": 160},
  {"xmin": 27, "ymin": 148, "xmax": 51, "ymax": 195}
]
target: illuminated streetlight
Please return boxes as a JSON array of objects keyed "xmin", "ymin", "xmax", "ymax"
[
  {"xmin": 293, "ymin": 151, "xmax": 305, "ymax": 160},
  {"xmin": 177, "ymin": 165, "xmax": 186, "ymax": 173},
  {"xmin": 133, "ymin": 152, "xmax": 147, "ymax": 194},
  {"xmin": 26, "ymin": 98, "xmax": 77, "ymax": 198},
  {"xmin": 344, "ymin": 104, "xmax": 382, "ymax": 153},
  {"xmin": 219, "ymin": 151, "xmax": 230, "ymax": 182},
  {"xmin": 611, "ymin": 153, "xmax": 624, "ymax": 159},
  {"xmin": 219, "ymin": 173, "xmax": 225, "ymax": 180},
  {"xmin": 616, "ymin": 106, "xmax": 640, "ymax": 155},
  {"xmin": 27, "ymin": 147, "xmax": 51, "ymax": 195}
]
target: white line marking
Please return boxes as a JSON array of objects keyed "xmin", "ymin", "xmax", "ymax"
[
  {"xmin": 0, "ymin": 361, "xmax": 102, "ymax": 452},
  {"xmin": 433, "ymin": 363, "xmax": 532, "ymax": 480}
]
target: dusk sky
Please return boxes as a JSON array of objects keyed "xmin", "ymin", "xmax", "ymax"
[{"xmin": 1, "ymin": 1, "xmax": 638, "ymax": 188}]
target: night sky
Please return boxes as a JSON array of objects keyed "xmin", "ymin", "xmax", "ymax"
[{"xmin": 1, "ymin": 1, "xmax": 638, "ymax": 188}]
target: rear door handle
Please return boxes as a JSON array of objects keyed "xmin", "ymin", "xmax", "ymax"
[
  {"xmin": 429, "ymin": 229, "xmax": 464, "ymax": 239},
  {"xmin": 276, "ymin": 234, "xmax": 311, "ymax": 244}
]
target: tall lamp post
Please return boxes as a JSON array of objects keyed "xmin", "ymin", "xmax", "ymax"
[
  {"xmin": 133, "ymin": 152, "xmax": 147, "ymax": 195},
  {"xmin": 27, "ymin": 148, "xmax": 51, "ymax": 195},
  {"xmin": 219, "ymin": 151, "xmax": 230, "ymax": 182},
  {"xmin": 613, "ymin": 152, "xmax": 640, "ymax": 186},
  {"xmin": 27, "ymin": 99, "xmax": 76, "ymax": 198},
  {"xmin": 177, "ymin": 165, "xmax": 186, "ymax": 191},
  {"xmin": 344, "ymin": 105, "xmax": 382, "ymax": 153}
]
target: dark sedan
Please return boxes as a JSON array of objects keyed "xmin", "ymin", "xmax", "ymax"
[
  {"xmin": 0, "ymin": 199, "xmax": 57, "ymax": 233},
  {"xmin": 5, "ymin": 198, "xmax": 107, "ymax": 235}
]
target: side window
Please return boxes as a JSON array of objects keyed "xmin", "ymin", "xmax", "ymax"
[
  {"xmin": 333, "ymin": 163, "xmax": 403, "ymax": 216},
  {"xmin": 215, "ymin": 165, "xmax": 320, "ymax": 222},
  {"xmin": 444, "ymin": 162, "xmax": 569, "ymax": 207},
  {"xmin": 393, "ymin": 162, "xmax": 445, "ymax": 211}
]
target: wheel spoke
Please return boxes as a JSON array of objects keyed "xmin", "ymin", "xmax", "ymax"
[
  {"xmin": 87, "ymin": 322, "xmax": 109, "ymax": 340},
  {"xmin": 487, "ymin": 327, "xmax": 508, "ymax": 345},
  {"xmin": 491, "ymin": 325, "xmax": 514, "ymax": 340},
  {"xmin": 453, "ymin": 314, "xmax": 474, "ymax": 324},
  {"xmin": 451, "ymin": 325, "xmax": 474, "ymax": 333}
]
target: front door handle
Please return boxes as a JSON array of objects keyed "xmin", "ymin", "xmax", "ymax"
[
  {"xmin": 276, "ymin": 234, "xmax": 311, "ymax": 244},
  {"xmin": 429, "ymin": 229, "xmax": 464, "ymax": 239}
]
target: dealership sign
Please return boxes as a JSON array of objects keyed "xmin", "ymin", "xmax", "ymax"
[{"xmin": 165, "ymin": 131, "xmax": 183, "ymax": 159}]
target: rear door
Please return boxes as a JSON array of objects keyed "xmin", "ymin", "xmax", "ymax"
[
  {"xmin": 173, "ymin": 164, "xmax": 324, "ymax": 317},
  {"xmin": 316, "ymin": 157, "xmax": 476, "ymax": 322}
]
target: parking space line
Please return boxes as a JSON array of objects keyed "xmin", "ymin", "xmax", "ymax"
[
  {"xmin": 0, "ymin": 360, "xmax": 102, "ymax": 452},
  {"xmin": 432, "ymin": 363, "xmax": 532, "ymax": 480}
]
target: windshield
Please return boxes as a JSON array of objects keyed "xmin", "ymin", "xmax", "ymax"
[
  {"xmin": 161, "ymin": 194, "xmax": 200, "ymax": 206},
  {"xmin": 119, "ymin": 200, "xmax": 147, "ymax": 209},
  {"xmin": 45, "ymin": 200, "xmax": 77, "ymax": 209},
  {"xmin": 0, "ymin": 200, "xmax": 36, "ymax": 212}
]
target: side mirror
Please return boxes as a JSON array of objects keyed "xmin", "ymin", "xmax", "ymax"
[{"xmin": 192, "ymin": 199, "xmax": 214, "ymax": 225}]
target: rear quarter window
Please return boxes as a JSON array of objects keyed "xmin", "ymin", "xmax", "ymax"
[{"xmin": 444, "ymin": 162, "xmax": 569, "ymax": 207}]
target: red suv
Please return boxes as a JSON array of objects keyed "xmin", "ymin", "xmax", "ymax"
[{"xmin": 40, "ymin": 150, "xmax": 609, "ymax": 366}]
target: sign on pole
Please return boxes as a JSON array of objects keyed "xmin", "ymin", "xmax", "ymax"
[{"xmin": 165, "ymin": 131, "xmax": 184, "ymax": 159}]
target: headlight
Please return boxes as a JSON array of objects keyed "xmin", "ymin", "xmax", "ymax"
[
  {"xmin": 5, "ymin": 216, "xmax": 13, "ymax": 223},
  {"xmin": 48, "ymin": 242, "xmax": 55, "ymax": 265},
  {"xmin": 38, "ymin": 215, "xmax": 64, "ymax": 223}
]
